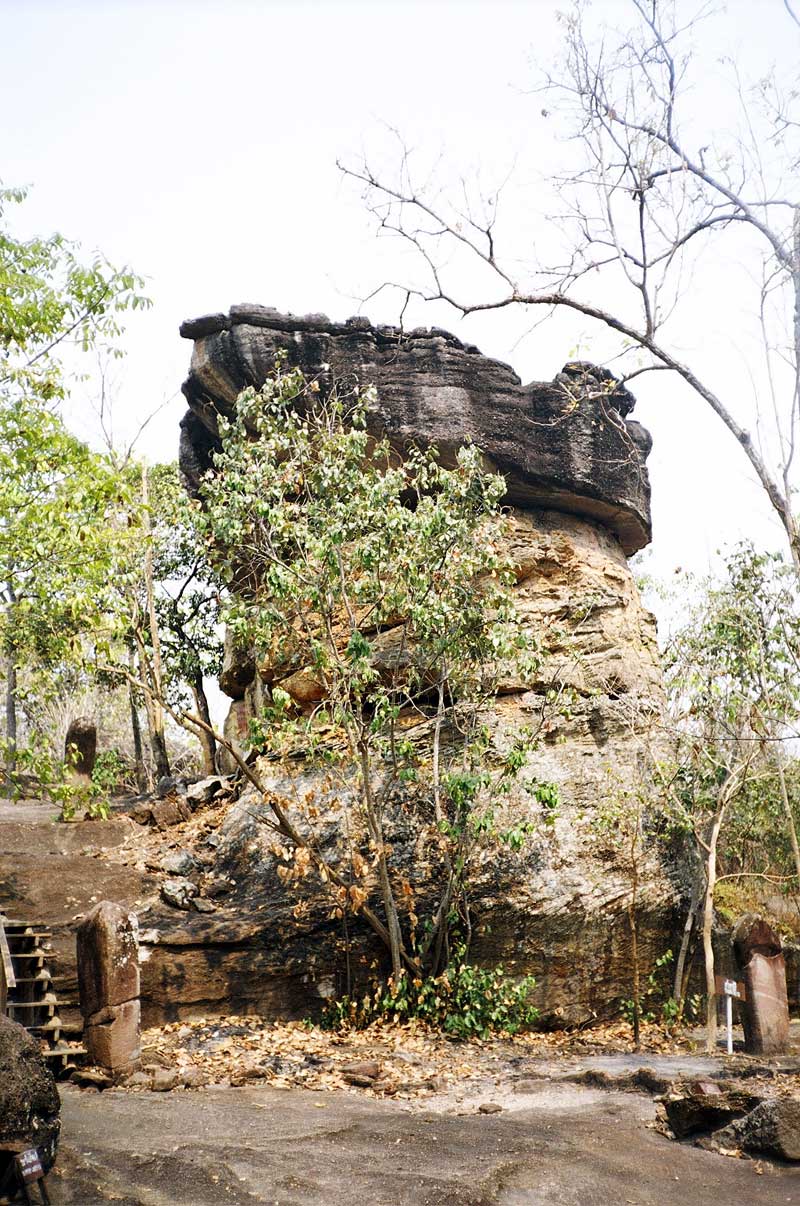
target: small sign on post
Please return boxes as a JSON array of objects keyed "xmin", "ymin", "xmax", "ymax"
[
  {"xmin": 14, "ymin": 1148, "xmax": 50, "ymax": 1204},
  {"xmin": 715, "ymin": 975, "xmax": 747, "ymax": 1056}
]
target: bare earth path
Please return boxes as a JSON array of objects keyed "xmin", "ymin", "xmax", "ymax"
[{"xmin": 49, "ymin": 1081, "xmax": 799, "ymax": 1206}]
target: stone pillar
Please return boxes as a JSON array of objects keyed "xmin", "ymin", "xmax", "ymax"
[
  {"xmin": 77, "ymin": 901, "xmax": 141, "ymax": 1074},
  {"xmin": 64, "ymin": 716, "xmax": 97, "ymax": 782},
  {"xmin": 732, "ymin": 914, "xmax": 790, "ymax": 1055}
]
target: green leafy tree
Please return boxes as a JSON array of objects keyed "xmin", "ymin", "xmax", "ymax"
[
  {"xmin": 198, "ymin": 363, "xmax": 548, "ymax": 989},
  {"xmin": 0, "ymin": 184, "xmax": 147, "ymax": 775},
  {"xmin": 126, "ymin": 462, "xmax": 221, "ymax": 777},
  {"xmin": 1, "ymin": 184, "xmax": 146, "ymax": 400},
  {"xmin": 0, "ymin": 401, "xmax": 129, "ymax": 773},
  {"xmin": 663, "ymin": 543, "xmax": 800, "ymax": 1051}
]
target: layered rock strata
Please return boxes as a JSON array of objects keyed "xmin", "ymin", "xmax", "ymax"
[
  {"xmin": 174, "ymin": 305, "xmax": 677, "ymax": 1025},
  {"xmin": 180, "ymin": 306, "xmax": 652, "ymax": 556}
]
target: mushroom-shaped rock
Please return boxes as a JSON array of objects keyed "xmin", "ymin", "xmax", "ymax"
[{"xmin": 179, "ymin": 306, "xmax": 652, "ymax": 555}]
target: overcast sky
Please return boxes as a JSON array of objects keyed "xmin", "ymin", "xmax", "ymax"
[{"xmin": 2, "ymin": 0, "xmax": 798, "ymax": 591}]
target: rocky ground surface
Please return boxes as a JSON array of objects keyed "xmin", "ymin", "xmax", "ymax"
[
  {"xmin": 5, "ymin": 795, "xmax": 800, "ymax": 1201},
  {"xmin": 49, "ymin": 1020, "xmax": 800, "ymax": 1203},
  {"xmin": 49, "ymin": 1066, "xmax": 800, "ymax": 1205}
]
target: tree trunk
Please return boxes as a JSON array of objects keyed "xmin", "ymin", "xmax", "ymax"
[
  {"xmin": 673, "ymin": 867, "xmax": 702, "ymax": 1014},
  {"xmin": 191, "ymin": 673, "xmax": 217, "ymax": 775},
  {"xmin": 703, "ymin": 800, "xmax": 727, "ymax": 1054},
  {"xmin": 140, "ymin": 466, "xmax": 171, "ymax": 781},
  {"xmin": 4, "ymin": 584, "xmax": 18, "ymax": 777},
  {"xmin": 357, "ymin": 735, "xmax": 404, "ymax": 981},
  {"xmin": 133, "ymin": 634, "xmax": 171, "ymax": 783},
  {"xmin": 4, "ymin": 647, "xmax": 17, "ymax": 777},
  {"xmin": 629, "ymin": 855, "xmax": 641, "ymax": 1051},
  {"xmin": 127, "ymin": 650, "xmax": 148, "ymax": 793},
  {"xmin": 150, "ymin": 729, "xmax": 171, "ymax": 783},
  {"xmin": 776, "ymin": 759, "xmax": 800, "ymax": 886}
]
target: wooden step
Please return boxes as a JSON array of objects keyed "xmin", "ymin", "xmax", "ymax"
[
  {"xmin": 43, "ymin": 1044, "xmax": 88, "ymax": 1077},
  {"xmin": 27, "ymin": 1016, "xmax": 62, "ymax": 1034},
  {"xmin": 44, "ymin": 1043, "xmax": 87, "ymax": 1060}
]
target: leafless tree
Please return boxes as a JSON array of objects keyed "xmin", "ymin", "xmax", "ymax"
[{"xmin": 340, "ymin": 0, "xmax": 800, "ymax": 569}]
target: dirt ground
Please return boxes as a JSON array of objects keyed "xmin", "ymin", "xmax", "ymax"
[{"xmin": 48, "ymin": 1077, "xmax": 800, "ymax": 1206}]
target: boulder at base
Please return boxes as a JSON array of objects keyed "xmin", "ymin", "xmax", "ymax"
[{"xmin": 0, "ymin": 1014, "xmax": 60, "ymax": 1178}]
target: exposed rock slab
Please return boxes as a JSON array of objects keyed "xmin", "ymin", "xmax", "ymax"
[
  {"xmin": 53, "ymin": 1081, "xmax": 800, "ymax": 1205},
  {"xmin": 179, "ymin": 306, "xmax": 652, "ymax": 555},
  {"xmin": 720, "ymin": 1097, "xmax": 800, "ymax": 1161}
]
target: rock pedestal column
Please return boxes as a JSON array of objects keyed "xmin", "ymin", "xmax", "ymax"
[
  {"xmin": 77, "ymin": 901, "xmax": 141, "ymax": 1074},
  {"xmin": 64, "ymin": 716, "xmax": 97, "ymax": 785},
  {"xmin": 733, "ymin": 915, "xmax": 790, "ymax": 1055}
]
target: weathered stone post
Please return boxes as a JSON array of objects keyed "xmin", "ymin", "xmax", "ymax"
[
  {"xmin": 77, "ymin": 901, "xmax": 141, "ymax": 1074},
  {"xmin": 732, "ymin": 914, "xmax": 790, "ymax": 1055}
]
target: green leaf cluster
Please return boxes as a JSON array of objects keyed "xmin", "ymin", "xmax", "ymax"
[{"xmin": 322, "ymin": 945, "xmax": 538, "ymax": 1039}]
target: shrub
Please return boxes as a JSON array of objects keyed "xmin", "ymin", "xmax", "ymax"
[{"xmin": 323, "ymin": 947, "xmax": 538, "ymax": 1040}]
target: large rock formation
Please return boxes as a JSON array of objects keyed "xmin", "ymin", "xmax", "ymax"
[
  {"xmin": 180, "ymin": 306, "xmax": 651, "ymax": 556},
  {"xmin": 175, "ymin": 305, "xmax": 677, "ymax": 1026}
]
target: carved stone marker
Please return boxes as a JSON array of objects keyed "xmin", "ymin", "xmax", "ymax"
[
  {"xmin": 77, "ymin": 901, "xmax": 140, "ymax": 1073},
  {"xmin": 64, "ymin": 716, "xmax": 97, "ymax": 780},
  {"xmin": 732, "ymin": 914, "xmax": 790, "ymax": 1055}
]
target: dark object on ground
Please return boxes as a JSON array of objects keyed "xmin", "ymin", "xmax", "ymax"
[
  {"xmin": 185, "ymin": 776, "xmax": 223, "ymax": 807},
  {"xmin": 663, "ymin": 1077, "xmax": 800, "ymax": 1162},
  {"xmin": 663, "ymin": 1080, "xmax": 758, "ymax": 1138},
  {"xmin": 155, "ymin": 776, "xmax": 187, "ymax": 799},
  {"xmin": 716, "ymin": 1096, "xmax": 800, "ymax": 1161},
  {"xmin": 0, "ymin": 1014, "xmax": 60, "ymax": 1184},
  {"xmin": 64, "ymin": 719, "xmax": 96, "ymax": 779}
]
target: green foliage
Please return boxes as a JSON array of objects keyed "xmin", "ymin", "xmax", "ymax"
[
  {"xmin": 1, "ymin": 732, "xmax": 109, "ymax": 820},
  {"xmin": 105, "ymin": 461, "xmax": 222, "ymax": 708},
  {"xmin": 664, "ymin": 542, "xmax": 800, "ymax": 876},
  {"xmin": 323, "ymin": 947, "xmax": 538, "ymax": 1039},
  {"xmin": 91, "ymin": 748, "xmax": 131, "ymax": 797},
  {"xmin": 0, "ymin": 399, "xmax": 130, "ymax": 661},
  {"xmin": 147, "ymin": 463, "xmax": 221, "ymax": 693},
  {"xmin": 0, "ymin": 183, "xmax": 147, "ymax": 403},
  {"xmin": 199, "ymin": 361, "xmax": 551, "ymax": 980},
  {"xmin": 619, "ymin": 949, "xmax": 673, "ymax": 1029},
  {"xmin": 0, "ymin": 184, "xmax": 149, "ymax": 776}
]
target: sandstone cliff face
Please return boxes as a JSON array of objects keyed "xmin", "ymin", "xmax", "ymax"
[{"xmin": 175, "ymin": 306, "xmax": 678, "ymax": 1026}]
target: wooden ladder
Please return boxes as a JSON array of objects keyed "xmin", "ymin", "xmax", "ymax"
[{"xmin": 0, "ymin": 914, "xmax": 86, "ymax": 1078}]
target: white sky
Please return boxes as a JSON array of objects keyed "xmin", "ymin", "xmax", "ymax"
[{"xmin": 1, "ymin": 0, "xmax": 798, "ymax": 595}]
